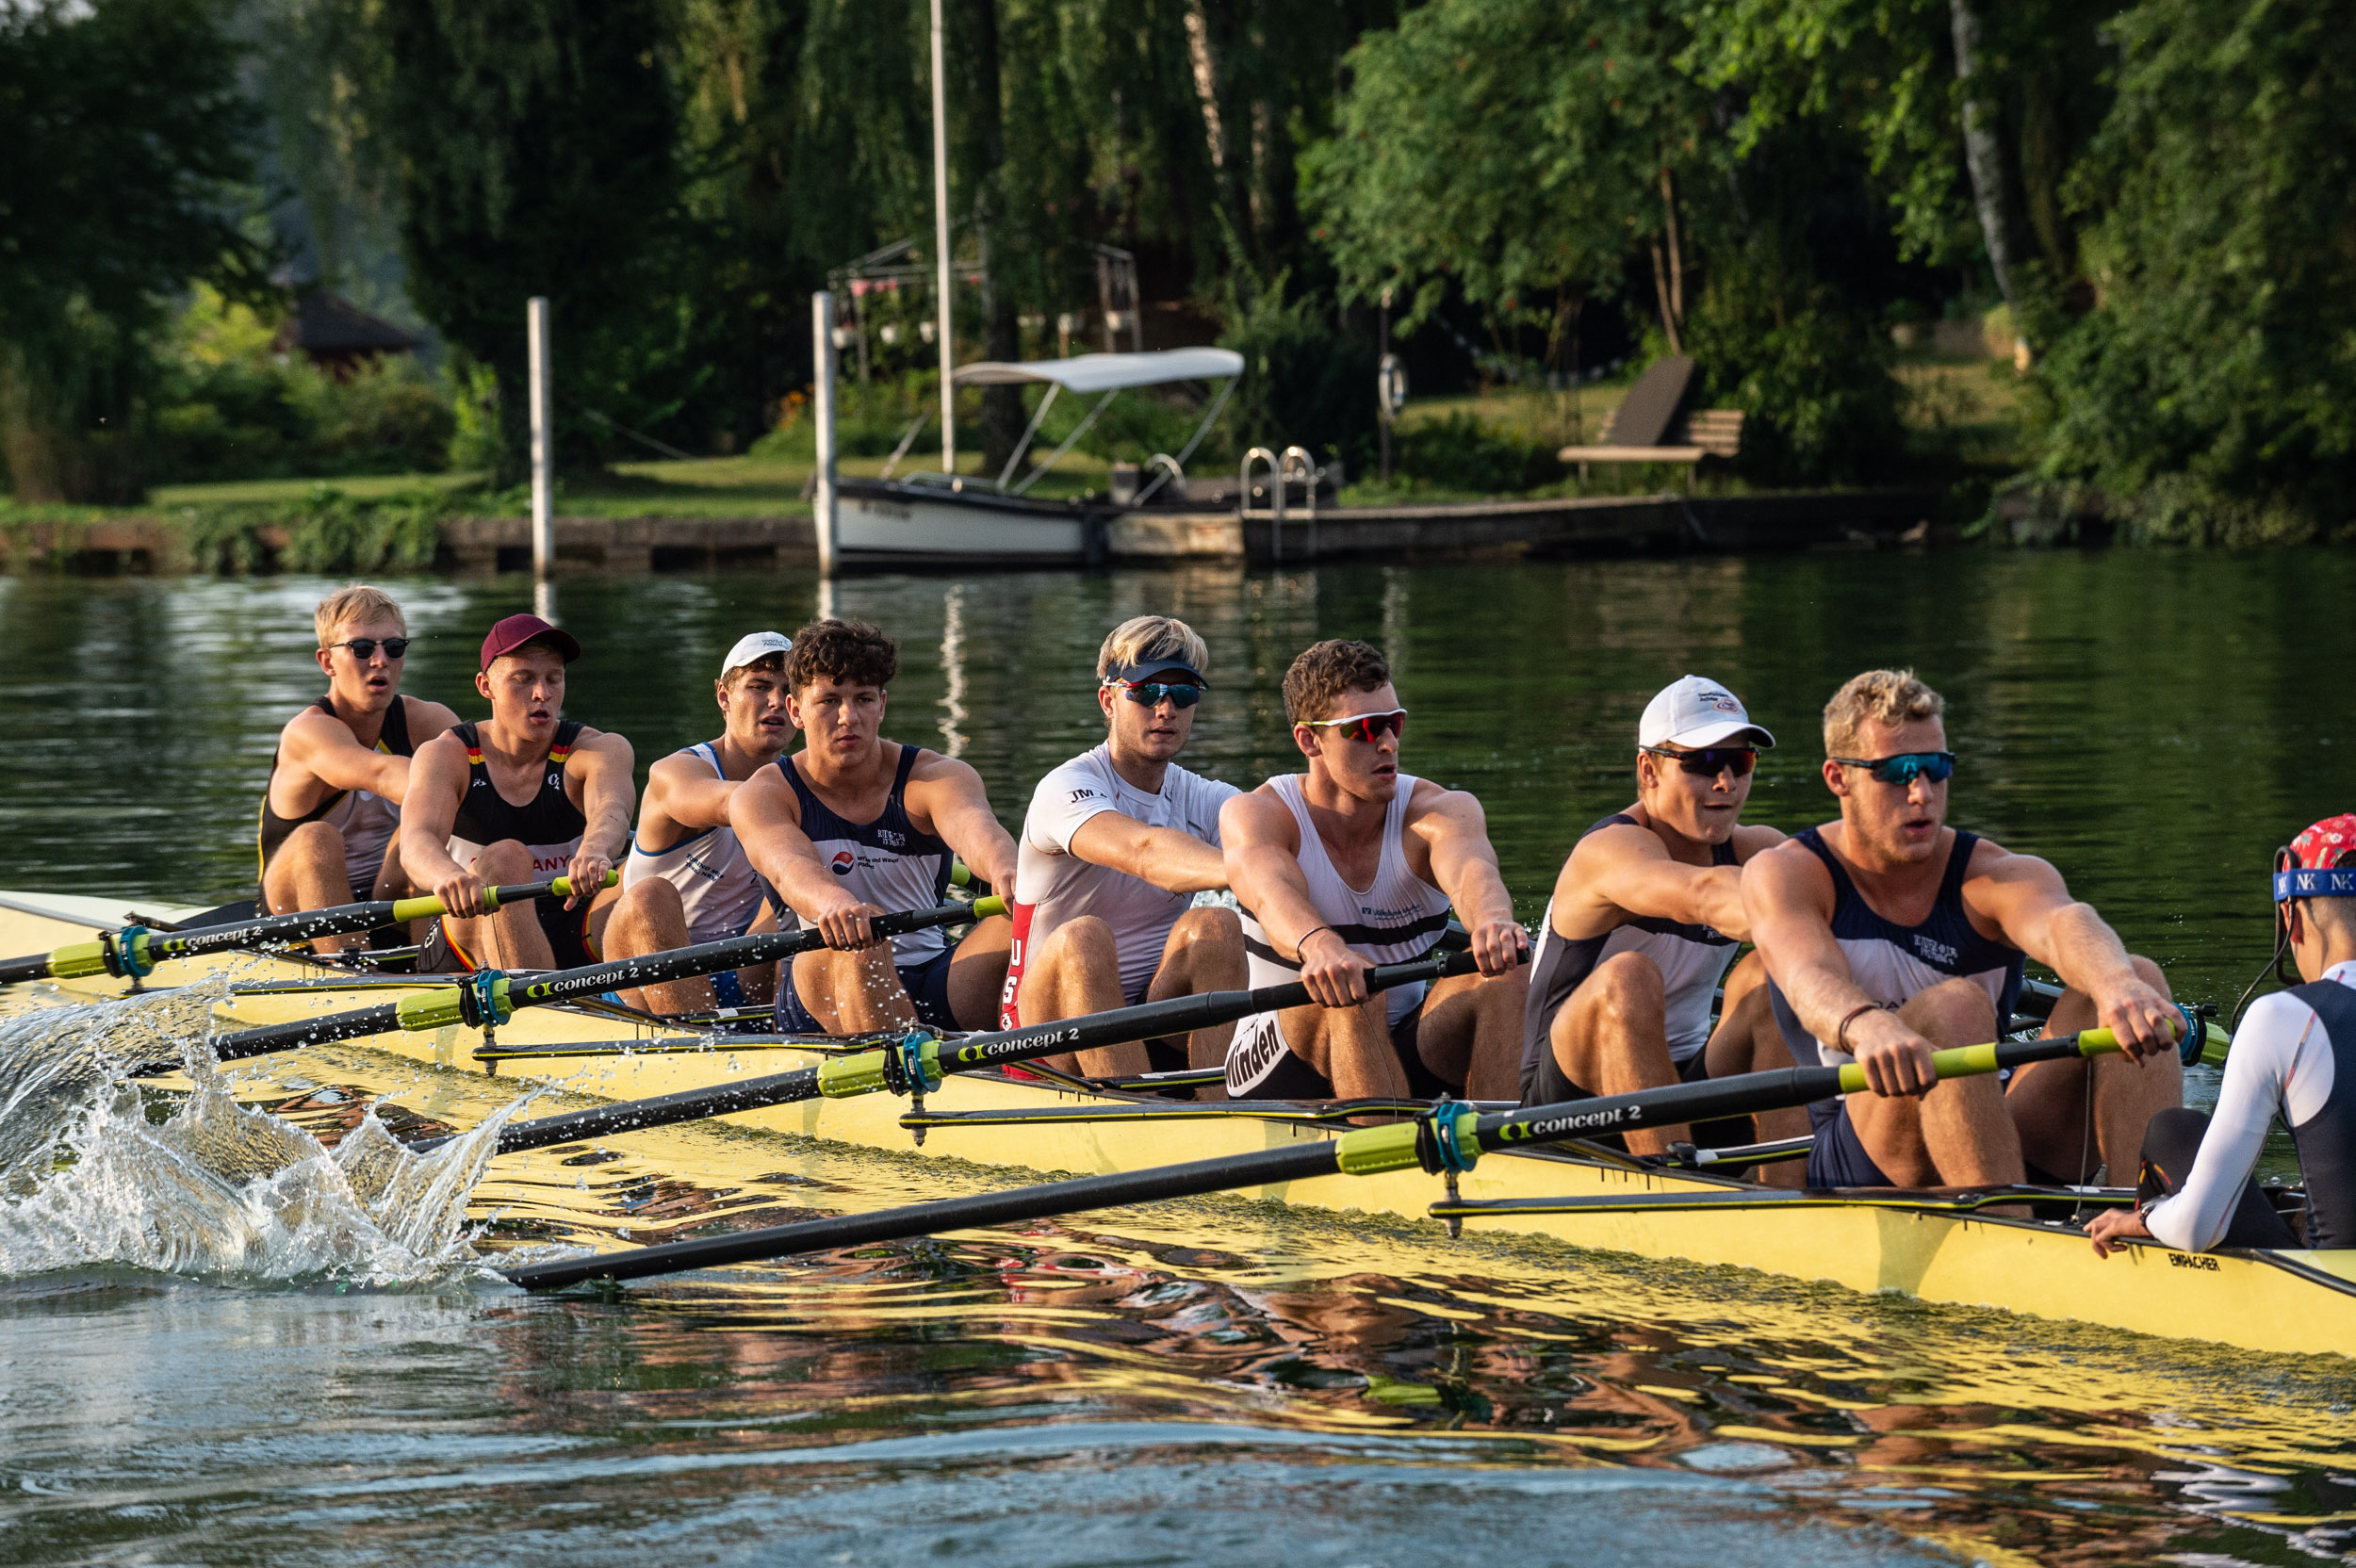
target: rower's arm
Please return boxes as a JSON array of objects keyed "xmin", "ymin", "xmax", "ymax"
[
  {"xmin": 1219, "ymin": 792, "xmax": 1321, "ymax": 956},
  {"xmin": 1409, "ymin": 783, "xmax": 1527, "ymax": 976},
  {"xmin": 396, "ymin": 733, "xmax": 476, "ymax": 902},
  {"xmin": 645, "ymin": 749, "xmax": 738, "ymax": 835},
  {"xmin": 910, "ymin": 754, "xmax": 1017, "ymax": 892},
  {"xmin": 1966, "ymin": 843, "xmax": 2177, "ymax": 1060},
  {"xmin": 1572, "ymin": 822, "xmax": 1749, "ymax": 938},
  {"xmin": 2141, "ymin": 999, "xmax": 2300, "ymax": 1251},
  {"xmin": 560, "ymin": 729, "xmax": 635, "ymax": 905},
  {"xmin": 1739, "ymin": 841, "xmax": 1919, "ymax": 1085},
  {"xmin": 1068, "ymin": 812, "xmax": 1228, "ymax": 894},
  {"xmin": 731, "ymin": 764, "xmax": 875, "ymax": 945},
  {"xmin": 278, "ymin": 707, "xmax": 412, "ymax": 801}
]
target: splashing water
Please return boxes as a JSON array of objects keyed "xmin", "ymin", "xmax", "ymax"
[{"xmin": 0, "ymin": 980, "xmax": 520, "ymax": 1287}]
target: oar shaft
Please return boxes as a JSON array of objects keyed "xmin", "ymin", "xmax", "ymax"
[
  {"xmin": 465, "ymin": 946, "xmax": 1481, "ymax": 1158},
  {"xmin": 503, "ymin": 1141, "xmax": 1339, "ymax": 1289}
]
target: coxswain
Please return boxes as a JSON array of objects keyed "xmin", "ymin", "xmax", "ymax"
[
  {"xmin": 608, "ymin": 631, "xmax": 799, "ymax": 1015},
  {"xmin": 1742, "ymin": 669, "xmax": 2182, "ymax": 1190},
  {"xmin": 257, "ymin": 584, "xmax": 458, "ymax": 951},
  {"xmin": 1521, "ymin": 676, "xmax": 1807, "ymax": 1175},
  {"xmin": 734, "ymin": 618, "xmax": 1014, "ymax": 1033},
  {"xmin": 1001, "ymin": 615, "xmax": 1246, "ymax": 1081},
  {"xmin": 399, "ymin": 613, "xmax": 633, "ymax": 971},
  {"xmin": 1221, "ymin": 639, "xmax": 1529, "ymax": 1102},
  {"xmin": 2088, "ymin": 815, "xmax": 2356, "ymax": 1255}
]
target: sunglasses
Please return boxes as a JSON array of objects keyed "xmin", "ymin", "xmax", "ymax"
[
  {"xmin": 1643, "ymin": 744, "xmax": 1757, "ymax": 777},
  {"xmin": 326, "ymin": 637, "xmax": 412, "ymax": 661},
  {"xmin": 1108, "ymin": 679, "xmax": 1203, "ymax": 709},
  {"xmin": 1301, "ymin": 708, "xmax": 1408, "ymax": 744},
  {"xmin": 1832, "ymin": 751, "xmax": 1955, "ymax": 785}
]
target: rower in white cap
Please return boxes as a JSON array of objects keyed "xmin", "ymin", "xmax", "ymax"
[
  {"xmin": 1517, "ymin": 675, "xmax": 1808, "ymax": 1174},
  {"xmin": 606, "ymin": 631, "xmax": 799, "ymax": 1013}
]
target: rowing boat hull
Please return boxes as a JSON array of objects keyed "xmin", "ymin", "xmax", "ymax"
[{"xmin": 5, "ymin": 890, "xmax": 2351, "ymax": 1359}]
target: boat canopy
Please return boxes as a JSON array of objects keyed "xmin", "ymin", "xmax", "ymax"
[{"xmin": 952, "ymin": 348, "xmax": 1243, "ymax": 394}]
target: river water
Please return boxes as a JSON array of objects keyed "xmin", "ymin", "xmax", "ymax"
[{"xmin": 0, "ymin": 553, "xmax": 2352, "ymax": 1565}]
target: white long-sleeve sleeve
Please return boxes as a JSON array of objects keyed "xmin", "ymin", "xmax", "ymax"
[{"xmin": 2143, "ymin": 964, "xmax": 2351, "ymax": 1251}]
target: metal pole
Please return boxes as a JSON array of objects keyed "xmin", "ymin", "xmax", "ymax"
[
  {"xmin": 812, "ymin": 291, "xmax": 839, "ymax": 579},
  {"xmin": 528, "ymin": 296, "xmax": 553, "ymax": 579},
  {"xmin": 930, "ymin": 0, "xmax": 956, "ymax": 475},
  {"xmin": 1378, "ymin": 286, "xmax": 1392, "ymax": 485}
]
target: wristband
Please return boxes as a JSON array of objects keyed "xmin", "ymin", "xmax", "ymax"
[{"xmin": 1834, "ymin": 1000, "xmax": 1897, "ymax": 1054}]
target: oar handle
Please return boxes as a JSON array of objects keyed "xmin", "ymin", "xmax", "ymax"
[{"xmin": 0, "ymin": 873, "xmax": 614, "ymax": 985}]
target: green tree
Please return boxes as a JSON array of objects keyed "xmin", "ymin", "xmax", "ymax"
[
  {"xmin": 2028, "ymin": 0, "xmax": 2356, "ymax": 541},
  {"xmin": 0, "ymin": 0, "xmax": 264, "ymax": 501}
]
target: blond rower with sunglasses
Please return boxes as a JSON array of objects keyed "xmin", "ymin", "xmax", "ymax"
[
  {"xmin": 1000, "ymin": 616, "xmax": 1248, "ymax": 1081},
  {"xmin": 1519, "ymin": 677, "xmax": 1808, "ymax": 1174},
  {"xmin": 1221, "ymin": 639, "xmax": 1529, "ymax": 1103},
  {"xmin": 1742, "ymin": 669, "xmax": 2183, "ymax": 1192},
  {"xmin": 257, "ymin": 584, "xmax": 458, "ymax": 952}
]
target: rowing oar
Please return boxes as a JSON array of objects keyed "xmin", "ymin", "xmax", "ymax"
[
  {"xmin": 501, "ymin": 1025, "xmax": 2135, "ymax": 1290},
  {"xmin": 417, "ymin": 936, "xmax": 1486, "ymax": 1158},
  {"xmin": 173, "ymin": 897, "xmax": 1002, "ymax": 1072},
  {"xmin": 0, "ymin": 873, "xmax": 617, "ymax": 987}
]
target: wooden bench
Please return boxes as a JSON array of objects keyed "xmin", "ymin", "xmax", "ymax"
[
  {"xmin": 1558, "ymin": 409, "xmax": 1745, "ymax": 468},
  {"xmin": 1557, "ymin": 355, "xmax": 1743, "ymax": 487}
]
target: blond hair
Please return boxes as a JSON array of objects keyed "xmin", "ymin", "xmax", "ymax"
[
  {"xmin": 1823, "ymin": 669, "xmax": 1945, "ymax": 756},
  {"xmin": 1097, "ymin": 615, "xmax": 1209, "ymax": 680},
  {"xmin": 314, "ymin": 584, "xmax": 405, "ymax": 645}
]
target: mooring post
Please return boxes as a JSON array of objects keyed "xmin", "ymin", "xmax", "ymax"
[
  {"xmin": 528, "ymin": 296, "xmax": 554, "ymax": 580},
  {"xmin": 812, "ymin": 290, "xmax": 839, "ymax": 578}
]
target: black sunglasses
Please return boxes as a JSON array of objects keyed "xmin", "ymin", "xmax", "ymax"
[
  {"xmin": 1108, "ymin": 679, "xmax": 1203, "ymax": 709},
  {"xmin": 1643, "ymin": 744, "xmax": 1757, "ymax": 777},
  {"xmin": 327, "ymin": 637, "xmax": 412, "ymax": 661},
  {"xmin": 1831, "ymin": 751, "xmax": 1955, "ymax": 785}
]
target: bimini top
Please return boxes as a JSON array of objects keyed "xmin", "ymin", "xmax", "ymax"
[{"xmin": 952, "ymin": 348, "xmax": 1244, "ymax": 395}]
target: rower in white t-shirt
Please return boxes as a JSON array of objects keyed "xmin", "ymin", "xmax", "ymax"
[{"xmin": 1001, "ymin": 616, "xmax": 1246, "ymax": 1082}]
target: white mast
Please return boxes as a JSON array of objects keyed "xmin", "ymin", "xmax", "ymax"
[{"xmin": 930, "ymin": 0, "xmax": 956, "ymax": 474}]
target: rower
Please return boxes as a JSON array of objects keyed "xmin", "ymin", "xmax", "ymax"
[
  {"xmin": 2088, "ymin": 815, "xmax": 2356, "ymax": 1255},
  {"xmin": 1742, "ymin": 668, "xmax": 2183, "ymax": 1190},
  {"xmin": 734, "ymin": 618, "xmax": 1015, "ymax": 1034},
  {"xmin": 1221, "ymin": 639, "xmax": 1529, "ymax": 1102},
  {"xmin": 608, "ymin": 631, "xmax": 799, "ymax": 1015},
  {"xmin": 399, "ymin": 613, "xmax": 634, "ymax": 971},
  {"xmin": 1521, "ymin": 676, "xmax": 1807, "ymax": 1173},
  {"xmin": 258, "ymin": 585, "xmax": 458, "ymax": 952},
  {"xmin": 1001, "ymin": 615, "xmax": 1246, "ymax": 1081}
]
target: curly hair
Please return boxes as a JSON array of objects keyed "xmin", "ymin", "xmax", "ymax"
[
  {"xmin": 1823, "ymin": 668, "xmax": 1944, "ymax": 756},
  {"xmin": 1283, "ymin": 639, "xmax": 1392, "ymax": 724},
  {"xmin": 787, "ymin": 618, "xmax": 897, "ymax": 693}
]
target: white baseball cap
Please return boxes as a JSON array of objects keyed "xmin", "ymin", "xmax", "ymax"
[
  {"xmin": 720, "ymin": 630, "xmax": 794, "ymax": 678},
  {"xmin": 1638, "ymin": 675, "xmax": 1775, "ymax": 749}
]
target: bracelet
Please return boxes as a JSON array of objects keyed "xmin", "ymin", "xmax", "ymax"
[
  {"xmin": 1295, "ymin": 924, "xmax": 1335, "ymax": 958},
  {"xmin": 1834, "ymin": 1000, "xmax": 1897, "ymax": 1054}
]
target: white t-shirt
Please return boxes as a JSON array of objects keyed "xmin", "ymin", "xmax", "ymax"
[{"xmin": 1001, "ymin": 744, "xmax": 1239, "ymax": 1024}]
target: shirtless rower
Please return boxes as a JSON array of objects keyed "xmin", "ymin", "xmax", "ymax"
[
  {"xmin": 734, "ymin": 618, "xmax": 1014, "ymax": 1034},
  {"xmin": 1222, "ymin": 639, "xmax": 1529, "ymax": 1103},
  {"xmin": 2088, "ymin": 815, "xmax": 2356, "ymax": 1256},
  {"xmin": 399, "ymin": 613, "xmax": 633, "ymax": 971},
  {"xmin": 1002, "ymin": 615, "xmax": 1246, "ymax": 1081},
  {"xmin": 1520, "ymin": 676, "xmax": 1808, "ymax": 1176},
  {"xmin": 609, "ymin": 631, "xmax": 799, "ymax": 1015},
  {"xmin": 1742, "ymin": 669, "xmax": 2182, "ymax": 1191},
  {"xmin": 258, "ymin": 584, "xmax": 458, "ymax": 951}
]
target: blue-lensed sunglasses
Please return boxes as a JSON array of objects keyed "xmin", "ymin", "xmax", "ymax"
[
  {"xmin": 1107, "ymin": 679, "xmax": 1203, "ymax": 709},
  {"xmin": 1831, "ymin": 751, "xmax": 1955, "ymax": 785}
]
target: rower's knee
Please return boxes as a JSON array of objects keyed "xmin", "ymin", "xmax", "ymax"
[
  {"xmin": 1589, "ymin": 952, "xmax": 1665, "ymax": 1032},
  {"xmin": 473, "ymin": 840, "xmax": 534, "ymax": 883},
  {"xmin": 1900, "ymin": 977, "xmax": 1995, "ymax": 1046},
  {"xmin": 609, "ymin": 879, "xmax": 685, "ymax": 950},
  {"xmin": 1171, "ymin": 905, "xmax": 1241, "ymax": 949},
  {"xmin": 1042, "ymin": 915, "xmax": 1118, "ymax": 973},
  {"xmin": 282, "ymin": 819, "xmax": 346, "ymax": 864}
]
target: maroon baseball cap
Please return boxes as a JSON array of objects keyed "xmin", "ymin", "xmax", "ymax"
[{"xmin": 480, "ymin": 612, "xmax": 581, "ymax": 670}]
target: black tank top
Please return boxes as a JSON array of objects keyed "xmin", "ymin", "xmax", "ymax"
[
  {"xmin": 2286, "ymin": 979, "xmax": 2356, "ymax": 1249},
  {"xmin": 446, "ymin": 719, "xmax": 588, "ymax": 878},
  {"xmin": 256, "ymin": 694, "xmax": 416, "ymax": 887},
  {"xmin": 1520, "ymin": 813, "xmax": 1740, "ymax": 1084}
]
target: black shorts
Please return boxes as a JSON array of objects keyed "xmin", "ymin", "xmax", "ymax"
[
  {"xmin": 1223, "ymin": 1000, "xmax": 1444, "ymax": 1100},
  {"xmin": 775, "ymin": 943, "xmax": 960, "ymax": 1035},
  {"xmin": 423, "ymin": 898, "xmax": 597, "ymax": 973},
  {"xmin": 1805, "ymin": 1070, "xmax": 2072, "ymax": 1188},
  {"xmin": 1523, "ymin": 1039, "xmax": 1710, "ymax": 1108}
]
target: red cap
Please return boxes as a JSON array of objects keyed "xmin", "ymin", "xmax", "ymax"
[
  {"xmin": 480, "ymin": 612, "xmax": 581, "ymax": 670},
  {"xmin": 2289, "ymin": 814, "xmax": 2356, "ymax": 871}
]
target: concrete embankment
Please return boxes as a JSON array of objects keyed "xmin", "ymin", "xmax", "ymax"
[{"xmin": 1, "ymin": 488, "xmax": 1941, "ymax": 574}]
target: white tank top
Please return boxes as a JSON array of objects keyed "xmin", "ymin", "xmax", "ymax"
[
  {"xmin": 1237, "ymin": 773, "xmax": 1455, "ymax": 1026},
  {"xmin": 621, "ymin": 742, "xmax": 785, "ymax": 943}
]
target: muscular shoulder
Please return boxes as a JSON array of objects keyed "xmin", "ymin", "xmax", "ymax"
[
  {"xmin": 1730, "ymin": 822, "xmax": 1787, "ymax": 862},
  {"xmin": 907, "ymin": 744, "xmax": 987, "ymax": 797},
  {"xmin": 649, "ymin": 745, "xmax": 722, "ymax": 785},
  {"xmin": 1744, "ymin": 833, "xmax": 1835, "ymax": 897},
  {"xmin": 1222, "ymin": 785, "xmax": 1299, "ymax": 846},
  {"xmin": 401, "ymin": 695, "xmax": 462, "ymax": 742},
  {"xmin": 1029, "ymin": 749, "xmax": 1112, "ymax": 808},
  {"xmin": 1402, "ymin": 775, "xmax": 1481, "ymax": 831}
]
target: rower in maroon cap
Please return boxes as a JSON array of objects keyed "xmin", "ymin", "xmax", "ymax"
[{"xmin": 397, "ymin": 612, "xmax": 636, "ymax": 972}]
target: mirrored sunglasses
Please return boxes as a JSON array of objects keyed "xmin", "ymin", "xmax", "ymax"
[
  {"xmin": 1832, "ymin": 750, "xmax": 1955, "ymax": 785},
  {"xmin": 1302, "ymin": 708, "xmax": 1408, "ymax": 744},
  {"xmin": 1642, "ymin": 744, "xmax": 1756, "ymax": 777}
]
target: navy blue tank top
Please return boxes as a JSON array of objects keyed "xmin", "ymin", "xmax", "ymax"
[
  {"xmin": 2286, "ymin": 979, "xmax": 2356, "ymax": 1249},
  {"xmin": 781, "ymin": 743, "xmax": 955, "ymax": 964},
  {"xmin": 1768, "ymin": 827, "xmax": 2024, "ymax": 1068}
]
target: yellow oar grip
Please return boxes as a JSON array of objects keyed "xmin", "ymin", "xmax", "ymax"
[
  {"xmin": 971, "ymin": 893, "xmax": 1006, "ymax": 919},
  {"xmin": 950, "ymin": 860, "xmax": 971, "ymax": 887},
  {"xmin": 389, "ymin": 895, "xmax": 442, "ymax": 923},
  {"xmin": 1834, "ymin": 1028, "xmax": 2122, "ymax": 1095}
]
